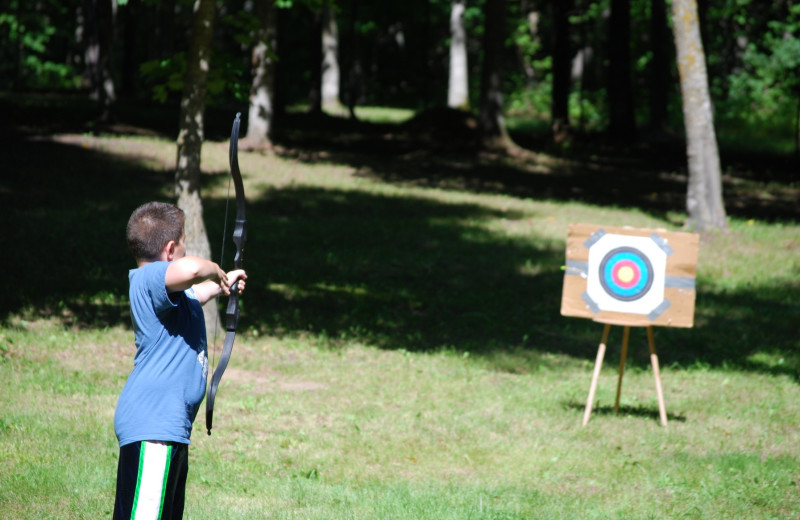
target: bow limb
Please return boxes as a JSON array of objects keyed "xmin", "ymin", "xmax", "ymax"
[{"xmin": 206, "ymin": 112, "xmax": 247, "ymax": 435}]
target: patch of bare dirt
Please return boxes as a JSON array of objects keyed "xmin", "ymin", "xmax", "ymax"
[{"xmin": 224, "ymin": 368, "xmax": 327, "ymax": 392}]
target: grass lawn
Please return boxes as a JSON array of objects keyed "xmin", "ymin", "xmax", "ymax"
[{"xmin": 0, "ymin": 99, "xmax": 798, "ymax": 519}]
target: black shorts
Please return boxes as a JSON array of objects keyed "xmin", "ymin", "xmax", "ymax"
[{"xmin": 113, "ymin": 441, "xmax": 189, "ymax": 520}]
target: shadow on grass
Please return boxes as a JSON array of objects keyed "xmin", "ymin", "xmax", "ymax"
[
  {"xmin": 268, "ymin": 111, "xmax": 800, "ymax": 224},
  {"xmin": 0, "ymin": 101, "xmax": 798, "ymax": 382},
  {"xmin": 564, "ymin": 402, "xmax": 688, "ymax": 423},
  {"xmin": 8, "ymin": 93, "xmax": 794, "ymax": 223},
  {"xmin": 238, "ymin": 185, "xmax": 573, "ymax": 354},
  {"xmin": 0, "ymin": 136, "xmax": 172, "ymax": 325}
]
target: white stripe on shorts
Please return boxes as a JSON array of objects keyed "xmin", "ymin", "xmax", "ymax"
[{"xmin": 132, "ymin": 441, "xmax": 172, "ymax": 520}]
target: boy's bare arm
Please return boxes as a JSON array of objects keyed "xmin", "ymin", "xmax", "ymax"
[
  {"xmin": 191, "ymin": 269, "xmax": 247, "ymax": 305},
  {"xmin": 165, "ymin": 256, "xmax": 228, "ymax": 294}
]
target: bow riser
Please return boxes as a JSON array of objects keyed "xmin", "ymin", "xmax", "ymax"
[
  {"xmin": 232, "ymin": 218, "xmax": 247, "ymax": 269},
  {"xmin": 226, "ymin": 217, "xmax": 247, "ymax": 333},
  {"xmin": 225, "ymin": 292, "xmax": 240, "ymax": 332}
]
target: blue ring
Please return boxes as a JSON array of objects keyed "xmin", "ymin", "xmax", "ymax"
[{"xmin": 599, "ymin": 247, "xmax": 654, "ymax": 301}]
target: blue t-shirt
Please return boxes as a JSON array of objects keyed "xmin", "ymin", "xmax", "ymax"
[{"xmin": 114, "ymin": 261, "xmax": 209, "ymax": 446}]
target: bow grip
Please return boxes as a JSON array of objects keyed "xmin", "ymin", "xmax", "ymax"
[{"xmin": 232, "ymin": 218, "xmax": 247, "ymax": 267}]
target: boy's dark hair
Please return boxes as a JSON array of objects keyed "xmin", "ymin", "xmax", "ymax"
[{"xmin": 126, "ymin": 202, "xmax": 185, "ymax": 261}]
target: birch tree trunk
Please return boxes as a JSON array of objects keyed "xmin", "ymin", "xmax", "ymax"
[
  {"xmin": 321, "ymin": 0, "xmax": 341, "ymax": 110},
  {"xmin": 670, "ymin": 0, "xmax": 727, "ymax": 231},
  {"xmin": 244, "ymin": 0, "xmax": 278, "ymax": 149},
  {"xmin": 447, "ymin": 0, "xmax": 469, "ymax": 109},
  {"xmin": 175, "ymin": 0, "xmax": 219, "ymax": 334}
]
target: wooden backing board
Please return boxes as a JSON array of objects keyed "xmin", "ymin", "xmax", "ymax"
[{"xmin": 561, "ymin": 224, "xmax": 699, "ymax": 328}]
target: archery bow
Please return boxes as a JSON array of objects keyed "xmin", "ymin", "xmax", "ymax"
[{"xmin": 206, "ymin": 112, "xmax": 247, "ymax": 435}]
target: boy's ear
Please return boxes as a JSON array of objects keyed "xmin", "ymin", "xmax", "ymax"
[{"xmin": 163, "ymin": 240, "xmax": 176, "ymax": 261}]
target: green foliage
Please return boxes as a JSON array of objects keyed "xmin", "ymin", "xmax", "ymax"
[
  {"xmin": 508, "ymin": 8, "xmax": 541, "ymax": 68},
  {"xmin": 0, "ymin": 3, "xmax": 82, "ymax": 90},
  {"xmin": 22, "ymin": 55, "xmax": 79, "ymax": 90},
  {"xmin": 702, "ymin": 0, "xmax": 800, "ymax": 132},
  {"xmin": 222, "ymin": 10, "xmax": 263, "ymax": 49},
  {"xmin": 139, "ymin": 54, "xmax": 187, "ymax": 103},
  {"xmin": 209, "ymin": 52, "xmax": 250, "ymax": 103},
  {"xmin": 719, "ymin": 7, "xmax": 800, "ymax": 124},
  {"xmin": 506, "ymin": 64, "xmax": 551, "ymax": 117},
  {"xmin": 139, "ymin": 50, "xmax": 248, "ymax": 105}
]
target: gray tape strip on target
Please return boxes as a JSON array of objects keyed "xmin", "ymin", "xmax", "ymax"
[
  {"xmin": 649, "ymin": 233, "xmax": 674, "ymax": 256},
  {"xmin": 665, "ymin": 276, "xmax": 695, "ymax": 290}
]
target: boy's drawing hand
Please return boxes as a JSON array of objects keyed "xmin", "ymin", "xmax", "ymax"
[
  {"xmin": 179, "ymin": 262, "xmax": 246, "ymax": 304},
  {"xmin": 215, "ymin": 264, "xmax": 230, "ymax": 294}
]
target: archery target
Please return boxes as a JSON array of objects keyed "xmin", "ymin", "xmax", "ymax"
[
  {"xmin": 586, "ymin": 234, "xmax": 667, "ymax": 316},
  {"xmin": 561, "ymin": 224, "xmax": 699, "ymax": 328},
  {"xmin": 599, "ymin": 247, "xmax": 654, "ymax": 301}
]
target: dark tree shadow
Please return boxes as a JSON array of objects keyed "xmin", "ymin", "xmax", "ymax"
[
  {"xmin": 0, "ymin": 136, "xmax": 172, "ymax": 326},
  {"xmin": 266, "ymin": 110, "xmax": 800, "ymax": 224}
]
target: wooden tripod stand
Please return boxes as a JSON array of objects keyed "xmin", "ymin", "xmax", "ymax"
[{"xmin": 582, "ymin": 324, "xmax": 668, "ymax": 427}]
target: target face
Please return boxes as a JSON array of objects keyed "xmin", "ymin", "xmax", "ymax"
[
  {"xmin": 585, "ymin": 234, "xmax": 667, "ymax": 316},
  {"xmin": 599, "ymin": 247, "xmax": 654, "ymax": 301}
]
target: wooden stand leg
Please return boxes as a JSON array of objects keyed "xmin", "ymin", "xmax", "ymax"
[
  {"xmin": 614, "ymin": 326, "xmax": 630, "ymax": 414},
  {"xmin": 647, "ymin": 326, "xmax": 668, "ymax": 426},
  {"xmin": 583, "ymin": 324, "xmax": 611, "ymax": 426}
]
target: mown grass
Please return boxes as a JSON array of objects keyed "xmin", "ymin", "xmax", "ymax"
[{"xmin": 0, "ymin": 98, "xmax": 798, "ymax": 519}]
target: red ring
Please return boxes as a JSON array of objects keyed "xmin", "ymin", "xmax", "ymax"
[{"xmin": 611, "ymin": 259, "xmax": 640, "ymax": 288}]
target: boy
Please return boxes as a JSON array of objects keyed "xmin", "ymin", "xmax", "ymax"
[{"xmin": 114, "ymin": 201, "xmax": 247, "ymax": 520}]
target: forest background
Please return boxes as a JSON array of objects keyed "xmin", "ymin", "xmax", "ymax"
[
  {"xmin": 4, "ymin": 0, "xmax": 799, "ymax": 156},
  {"xmin": 4, "ymin": 0, "xmax": 799, "ymax": 231},
  {"xmin": 1, "ymin": 0, "xmax": 800, "ymax": 518}
]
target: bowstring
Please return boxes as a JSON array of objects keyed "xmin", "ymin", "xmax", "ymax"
[{"xmin": 209, "ymin": 175, "xmax": 233, "ymax": 387}]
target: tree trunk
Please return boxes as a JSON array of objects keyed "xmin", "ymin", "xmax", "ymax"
[
  {"xmin": 648, "ymin": 0, "xmax": 670, "ymax": 133},
  {"xmin": 551, "ymin": 0, "xmax": 573, "ymax": 141},
  {"xmin": 479, "ymin": 0, "xmax": 513, "ymax": 149},
  {"xmin": 244, "ymin": 0, "xmax": 278, "ymax": 149},
  {"xmin": 345, "ymin": 0, "xmax": 361, "ymax": 119},
  {"xmin": 13, "ymin": 0, "xmax": 22, "ymax": 89},
  {"xmin": 309, "ymin": 6, "xmax": 323, "ymax": 114},
  {"xmin": 175, "ymin": 0, "xmax": 219, "ymax": 334},
  {"xmin": 420, "ymin": 0, "xmax": 432, "ymax": 109},
  {"xmin": 670, "ymin": 0, "xmax": 727, "ymax": 231},
  {"xmin": 97, "ymin": 0, "xmax": 116, "ymax": 122},
  {"xmin": 156, "ymin": 0, "xmax": 177, "ymax": 60},
  {"xmin": 607, "ymin": 0, "xmax": 635, "ymax": 138},
  {"xmin": 447, "ymin": 0, "xmax": 469, "ymax": 109},
  {"xmin": 516, "ymin": 2, "xmax": 538, "ymax": 90},
  {"xmin": 83, "ymin": 0, "xmax": 116, "ymax": 122},
  {"xmin": 321, "ymin": 0, "xmax": 341, "ymax": 111},
  {"xmin": 119, "ymin": 0, "xmax": 137, "ymax": 97}
]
